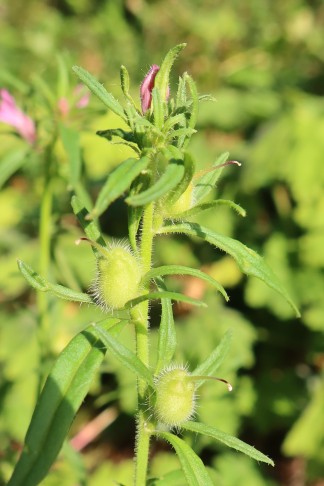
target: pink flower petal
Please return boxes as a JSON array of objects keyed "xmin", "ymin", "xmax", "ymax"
[
  {"xmin": 0, "ymin": 89, "xmax": 36, "ymax": 144},
  {"xmin": 140, "ymin": 64, "xmax": 160, "ymax": 114}
]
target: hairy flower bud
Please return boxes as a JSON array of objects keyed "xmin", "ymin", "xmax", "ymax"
[{"xmin": 140, "ymin": 64, "xmax": 170, "ymax": 114}]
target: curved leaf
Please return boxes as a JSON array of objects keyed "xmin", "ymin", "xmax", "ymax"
[
  {"xmin": 192, "ymin": 329, "xmax": 232, "ymax": 387},
  {"xmin": 179, "ymin": 199, "xmax": 246, "ymax": 219},
  {"xmin": 182, "ymin": 421, "xmax": 274, "ymax": 466},
  {"xmin": 72, "ymin": 65, "xmax": 126, "ymax": 121},
  {"xmin": 142, "ymin": 264, "xmax": 228, "ymax": 302},
  {"xmin": 8, "ymin": 319, "xmax": 123, "ymax": 486},
  {"xmin": 93, "ymin": 324, "xmax": 153, "ymax": 386},
  {"xmin": 158, "ymin": 221, "xmax": 300, "ymax": 317},
  {"xmin": 193, "ymin": 152, "xmax": 229, "ymax": 203},
  {"xmin": 166, "ymin": 151, "xmax": 195, "ymax": 207},
  {"xmin": 154, "ymin": 43, "xmax": 186, "ymax": 101},
  {"xmin": 71, "ymin": 195, "xmax": 106, "ymax": 250},
  {"xmin": 155, "ymin": 432, "xmax": 214, "ymax": 486},
  {"xmin": 125, "ymin": 291, "xmax": 207, "ymax": 309},
  {"xmin": 89, "ymin": 155, "xmax": 150, "ymax": 219},
  {"xmin": 126, "ymin": 158, "xmax": 184, "ymax": 207},
  {"xmin": 17, "ymin": 260, "xmax": 93, "ymax": 304}
]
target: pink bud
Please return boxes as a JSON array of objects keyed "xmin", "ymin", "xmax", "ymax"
[
  {"xmin": 0, "ymin": 89, "xmax": 36, "ymax": 144},
  {"xmin": 74, "ymin": 84, "xmax": 90, "ymax": 109},
  {"xmin": 140, "ymin": 64, "xmax": 165, "ymax": 114}
]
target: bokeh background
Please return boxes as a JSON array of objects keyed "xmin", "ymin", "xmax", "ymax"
[{"xmin": 1, "ymin": 1, "xmax": 324, "ymax": 485}]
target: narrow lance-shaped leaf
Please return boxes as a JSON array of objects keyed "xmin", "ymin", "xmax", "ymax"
[
  {"xmin": 182, "ymin": 421, "xmax": 274, "ymax": 466},
  {"xmin": 154, "ymin": 277, "xmax": 176, "ymax": 374},
  {"xmin": 120, "ymin": 64, "xmax": 138, "ymax": 109},
  {"xmin": 8, "ymin": 318, "xmax": 125, "ymax": 486},
  {"xmin": 192, "ymin": 329, "xmax": 232, "ymax": 387},
  {"xmin": 154, "ymin": 43, "xmax": 187, "ymax": 101},
  {"xmin": 126, "ymin": 158, "xmax": 185, "ymax": 207},
  {"xmin": 184, "ymin": 73, "xmax": 198, "ymax": 130},
  {"xmin": 193, "ymin": 151, "xmax": 229, "ymax": 204},
  {"xmin": 127, "ymin": 173, "xmax": 150, "ymax": 252},
  {"xmin": 17, "ymin": 260, "xmax": 93, "ymax": 304},
  {"xmin": 178, "ymin": 199, "xmax": 246, "ymax": 219},
  {"xmin": 125, "ymin": 290, "xmax": 207, "ymax": 309},
  {"xmin": 89, "ymin": 155, "xmax": 150, "ymax": 219},
  {"xmin": 158, "ymin": 221, "xmax": 300, "ymax": 317},
  {"xmin": 151, "ymin": 87, "xmax": 164, "ymax": 130},
  {"xmin": 166, "ymin": 151, "xmax": 195, "ymax": 207},
  {"xmin": 93, "ymin": 324, "xmax": 154, "ymax": 386},
  {"xmin": 142, "ymin": 264, "xmax": 228, "ymax": 302},
  {"xmin": 154, "ymin": 432, "xmax": 214, "ymax": 486},
  {"xmin": 71, "ymin": 195, "xmax": 107, "ymax": 254},
  {"xmin": 72, "ymin": 65, "xmax": 126, "ymax": 121}
]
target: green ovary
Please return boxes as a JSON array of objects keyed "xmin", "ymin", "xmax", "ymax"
[
  {"xmin": 97, "ymin": 247, "xmax": 142, "ymax": 309},
  {"xmin": 155, "ymin": 369, "xmax": 195, "ymax": 426}
]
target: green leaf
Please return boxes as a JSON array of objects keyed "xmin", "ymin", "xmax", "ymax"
[
  {"xmin": 89, "ymin": 156, "xmax": 150, "ymax": 219},
  {"xmin": 178, "ymin": 199, "xmax": 246, "ymax": 219},
  {"xmin": 182, "ymin": 422, "xmax": 274, "ymax": 466},
  {"xmin": 155, "ymin": 44, "xmax": 187, "ymax": 101},
  {"xmin": 59, "ymin": 123, "xmax": 81, "ymax": 188},
  {"xmin": 152, "ymin": 87, "xmax": 164, "ymax": 130},
  {"xmin": 71, "ymin": 195, "xmax": 106, "ymax": 250},
  {"xmin": 8, "ymin": 319, "xmax": 123, "ymax": 486},
  {"xmin": 147, "ymin": 469, "xmax": 185, "ymax": 486},
  {"xmin": 72, "ymin": 65, "xmax": 126, "ymax": 121},
  {"xmin": 154, "ymin": 278, "xmax": 176, "ymax": 374},
  {"xmin": 0, "ymin": 148, "xmax": 29, "ymax": 189},
  {"xmin": 125, "ymin": 291, "xmax": 207, "ymax": 309},
  {"xmin": 17, "ymin": 260, "xmax": 93, "ymax": 304},
  {"xmin": 142, "ymin": 264, "xmax": 229, "ymax": 302},
  {"xmin": 120, "ymin": 64, "xmax": 137, "ymax": 109},
  {"xmin": 193, "ymin": 152, "xmax": 229, "ymax": 203},
  {"xmin": 175, "ymin": 75, "xmax": 187, "ymax": 110},
  {"xmin": 166, "ymin": 151, "xmax": 195, "ymax": 207},
  {"xmin": 192, "ymin": 329, "xmax": 232, "ymax": 387},
  {"xmin": 184, "ymin": 73, "xmax": 198, "ymax": 131},
  {"xmin": 126, "ymin": 158, "xmax": 184, "ymax": 207},
  {"xmin": 163, "ymin": 113, "xmax": 186, "ymax": 133},
  {"xmin": 127, "ymin": 173, "xmax": 150, "ymax": 252},
  {"xmin": 158, "ymin": 221, "xmax": 300, "ymax": 317},
  {"xmin": 155, "ymin": 432, "xmax": 214, "ymax": 486},
  {"xmin": 93, "ymin": 324, "xmax": 154, "ymax": 386}
]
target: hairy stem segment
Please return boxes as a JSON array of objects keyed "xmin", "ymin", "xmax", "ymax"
[{"xmin": 133, "ymin": 201, "xmax": 155, "ymax": 485}]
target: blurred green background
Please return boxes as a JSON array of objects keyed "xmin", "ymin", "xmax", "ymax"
[{"xmin": 1, "ymin": 0, "xmax": 324, "ymax": 485}]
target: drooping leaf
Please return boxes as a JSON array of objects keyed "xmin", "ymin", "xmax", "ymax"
[
  {"xmin": 72, "ymin": 65, "xmax": 126, "ymax": 121},
  {"xmin": 182, "ymin": 421, "xmax": 274, "ymax": 466},
  {"xmin": 154, "ymin": 278, "xmax": 176, "ymax": 374},
  {"xmin": 17, "ymin": 260, "xmax": 92, "ymax": 304},
  {"xmin": 155, "ymin": 432, "xmax": 214, "ymax": 486},
  {"xmin": 158, "ymin": 221, "xmax": 300, "ymax": 317},
  {"xmin": 89, "ymin": 155, "xmax": 150, "ymax": 219},
  {"xmin": 126, "ymin": 158, "xmax": 185, "ymax": 207},
  {"xmin": 142, "ymin": 264, "xmax": 228, "ymax": 302},
  {"xmin": 192, "ymin": 329, "xmax": 232, "ymax": 387},
  {"xmin": 93, "ymin": 324, "xmax": 154, "ymax": 386},
  {"xmin": 8, "ymin": 319, "xmax": 124, "ymax": 486},
  {"xmin": 179, "ymin": 199, "xmax": 246, "ymax": 219}
]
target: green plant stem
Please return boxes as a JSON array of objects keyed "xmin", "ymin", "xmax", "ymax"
[
  {"xmin": 36, "ymin": 144, "xmax": 55, "ymax": 394},
  {"xmin": 133, "ymin": 201, "xmax": 155, "ymax": 485}
]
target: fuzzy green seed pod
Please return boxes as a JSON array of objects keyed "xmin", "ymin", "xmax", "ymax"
[
  {"xmin": 154, "ymin": 366, "xmax": 196, "ymax": 427},
  {"xmin": 92, "ymin": 243, "xmax": 142, "ymax": 310}
]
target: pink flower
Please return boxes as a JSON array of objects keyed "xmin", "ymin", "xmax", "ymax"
[
  {"xmin": 58, "ymin": 84, "xmax": 90, "ymax": 118},
  {"xmin": 0, "ymin": 89, "xmax": 36, "ymax": 144},
  {"xmin": 140, "ymin": 64, "xmax": 160, "ymax": 114},
  {"xmin": 140, "ymin": 64, "xmax": 170, "ymax": 114}
]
